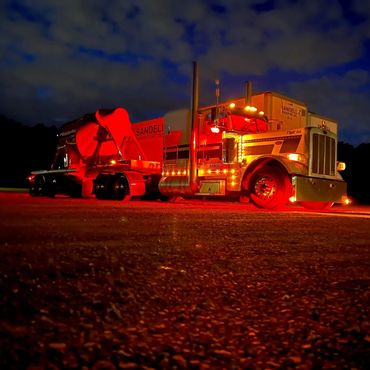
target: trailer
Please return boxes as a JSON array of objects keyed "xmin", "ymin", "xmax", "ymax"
[{"xmin": 28, "ymin": 107, "xmax": 166, "ymax": 201}]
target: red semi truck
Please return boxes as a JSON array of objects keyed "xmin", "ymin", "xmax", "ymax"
[{"xmin": 29, "ymin": 63, "xmax": 348, "ymax": 209}]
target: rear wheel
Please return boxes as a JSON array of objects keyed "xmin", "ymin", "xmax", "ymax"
[
  {"xmin": 94, "ymin": 174, "xmax": 109, "ymax": 200},
  {"xmin": 300, "ymin": 201, "xmax": 334, "ymax": 210},
  {"xmin": 112, "ymin": 174, "xmax": 131, "ymax": 201},
  {"xmin": 30, "ymin": 175, "xmax": 45, "ymax": 197},
  {"xmin": 45, "ymin": 179, "xmax": 56, "ymax": 198},
  {"xmin": 248, "ymin": 166, "xmax": 291, "ymax": 209},
  {"xmin": 94, "ymin": 174, "xmax": 131, "ymax": 201}
]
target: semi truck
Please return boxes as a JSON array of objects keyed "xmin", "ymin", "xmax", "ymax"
[{"xmin": 28, "ymin": 62, "xmax": 348, "ymax": 209}]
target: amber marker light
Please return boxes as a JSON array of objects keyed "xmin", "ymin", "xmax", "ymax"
[
  {"xmin": 229, "ymin": 102, "xmax": 236, "ymax": 109},
  {"xmin": 110, "ymin": 159, "xmax": 117, "ymax": 165},
  {"xmin": 343, "ymin": 197, "xmax": 351, "ymax": 206},
  {"xmin": 289, "ymin": 196, "xmax": 297, "ymax": 203},
  {"xmin": 337, "ymin": 162, "xmax": 346, "ymax": 171}
]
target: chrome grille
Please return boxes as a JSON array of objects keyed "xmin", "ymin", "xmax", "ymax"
[{"xmin": 311, "ymin": 133, "xmax": 336, "ymax": 176}]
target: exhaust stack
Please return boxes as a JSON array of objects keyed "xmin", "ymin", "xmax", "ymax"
[
  {"xmin": 189, "ymin": 61, "xmax": 199, "ymax": 193},
  {"xmin": 158, "ymin": 61, "xmax": 200, "ymax": 197},
  {"xmin": 245, "ymin": 81, "xmax": 253, "ymax": 105}
]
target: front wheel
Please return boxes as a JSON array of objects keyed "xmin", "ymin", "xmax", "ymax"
[
  {"xmin": 248, "ymin": 166, "xmax": 291, "ymax": 209},
  {"xmin": 300, "ymin": 201, "xmax": 334, "ymax": 210}
]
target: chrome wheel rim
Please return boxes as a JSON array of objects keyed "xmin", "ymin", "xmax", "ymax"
[{"xmin": 254, "ymin": 175, "xmax": 277, "ymax": 200}]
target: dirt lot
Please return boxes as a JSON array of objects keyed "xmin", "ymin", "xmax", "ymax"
[{"xmin": 0, "ymin": 193, "xmax": 369, "ymax": 369}]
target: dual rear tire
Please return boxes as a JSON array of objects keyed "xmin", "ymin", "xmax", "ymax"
[
  {"xmin": 29, "ymin": 175, "xmax": 56, "ymax": 198},
  {"xmin": 94, "ymin": 174, "xmax": 131, "ymax": 201}
]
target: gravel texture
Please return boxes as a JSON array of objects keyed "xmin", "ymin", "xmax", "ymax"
[{"xmin": 0, "ymin": 194, "xmax": 369, "ymax": 369}]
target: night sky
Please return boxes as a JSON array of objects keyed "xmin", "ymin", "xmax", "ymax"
[{"xmin": 1, "ymin": 0, "xmax": 369, "ymax": 144}]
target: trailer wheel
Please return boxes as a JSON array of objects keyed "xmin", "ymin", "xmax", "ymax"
[
  {"xmin": 46, "ymin": 179, "xmax": 57, "ymax": 198},
  {"xmin": 94, "ymin": 174, "xmax": 109, "ymax": 200},
  {"xmin": 112, "ymin": 174, "xmax": 131, "ymax": 201},
  {"xmin": 248, "ymin": 166, "xmax": 291, "ymax": 209},
  {"xmin": 30, "ymin": 175, "xmax": 45, "ymax": 196},
  {"xmin": 300, "ymin": 201, "xmax": 334, "ymax": 210}
]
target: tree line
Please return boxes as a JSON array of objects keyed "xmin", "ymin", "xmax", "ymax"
[{"xmin": 0, "ymin": 115, "xmax": 369, "ymax": 204}]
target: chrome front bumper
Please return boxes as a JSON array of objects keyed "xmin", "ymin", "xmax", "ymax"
[{"xmin": 292, "ymin": 175, "xmax": 347, "ymax": 203}]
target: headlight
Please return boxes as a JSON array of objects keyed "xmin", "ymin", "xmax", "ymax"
[{"xmin": 288, "ymin": 153, "xmax": 305, "ymax": 162}]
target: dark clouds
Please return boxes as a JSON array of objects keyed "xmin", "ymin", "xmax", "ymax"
[{"xmin": 0, "ymin": 0, "xmax": 369, "ymax": 143}]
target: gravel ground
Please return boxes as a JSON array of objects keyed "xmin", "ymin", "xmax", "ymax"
[{"xmin": 0, "ymin": 194, "xmax": 369, "ymax": 369}]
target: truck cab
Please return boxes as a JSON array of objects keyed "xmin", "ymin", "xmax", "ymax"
[{"xmin": 159, "ymin": 90, "xmax": 347, "ymax": 209}]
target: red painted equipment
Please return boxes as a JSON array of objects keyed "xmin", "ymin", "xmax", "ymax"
[{"xmin": 29, "ymin": 107, "xmax": 166, "ymax": 200}]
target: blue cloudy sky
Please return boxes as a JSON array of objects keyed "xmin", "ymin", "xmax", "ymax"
[{"xmin": 1, "ymin": 0, "xmax": 369, "ymax": 144}]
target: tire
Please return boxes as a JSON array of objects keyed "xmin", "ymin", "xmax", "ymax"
[
  {"xmin": 300, "ymin": 201, "xmax": 334, "ymax": 210},
  {"xmin": 112, "ymin": 174, "xmax": 131, "ymax": 201},
  {"xmin": 30, "ymin": 175, "xmax": 46, "ymax": 197},
  {"xmin": 94, "ymin": 174, "xmax": 109, "ymax": 200},
  {"xmin": 248, "ymin": 166, "xmax": 291, "ymax": 209},
  {"xmin": 45, "ymin": 178, "xmax": 57, "ymax": 198}
]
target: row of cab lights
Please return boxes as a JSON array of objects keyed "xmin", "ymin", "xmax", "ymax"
[
  {"xmin": 162, "ymin": 168, "xmax": 238, "ymax": 177},
  {"xmin": 210, "ymin": 104, "xmax": 264, "ymax": 134},
  {"xmin": 229, "ymin": 102, "xmax": 265, "ymax": 116}
]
